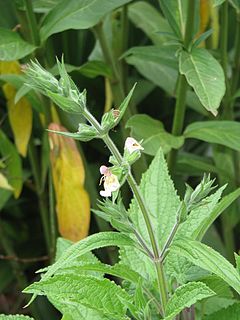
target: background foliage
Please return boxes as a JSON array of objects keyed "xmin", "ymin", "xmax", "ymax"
[{"xmin": 0, "ymin": 0, "xmax": 240, "ymax": 319}]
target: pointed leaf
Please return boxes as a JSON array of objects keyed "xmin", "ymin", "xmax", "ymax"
[
  {"xmin": 179, "ymin": 48, "xmax": 225, "ymax": 115},
  {"xmin": 164, "ymin": 281, "xmax": 215, "ymax": 320},
  {"xmin": 0, "ymin": 28, "xmax": 36, "ymax": 61},
  {"xmin": 40, "ymin": 0, "xmax": 132, "ymax": 41},
  {"xmin": 24, "ymin": 274, "xmax": 132, "ymax": 317},
  {"xmin": 184, "ymin": 121, "xmax": 240, "ymax": 151},
  {"xmin": 204, "ymin": 303, "xmax": 240, "ymax": 320},
  {"xmin": 171, "ymin": 238, "xmax": 240, "ymax": 294},
  {"xmin": 39, "ymin": 232, "xmax": 135, "ymax": 281}
]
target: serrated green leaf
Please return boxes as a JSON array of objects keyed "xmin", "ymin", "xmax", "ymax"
[
  {"xmin": 184, "ymin": 121, "xmax": 240, "ymax": 151},
  {"xmin": 179, "ymin": 48, "xmax": 225, "ymax": 115},
  {"xmin": 40, "ymin": 0, "xmax": 132, "ymax": 41},
  {"xmin": 24, "ymin": 274, "xmax": 132, "ymax": 318},
  {"xmin": 0, "ymin": 28, "xmax": 36, "ymax": 61},
  {"xmin": 128, "ymin": 1, "xmax": 172, "ymax": 45},
  {"xmin": 0, "ymin": 316, "xmax": 34, "ymax": 320},
  {"xmin": 121, "ymin": 148, "xmax": 180, "ymax": 280},
  {"xmin": 171, "ymin": 238, "xmax": 240, "ymax": 294},
  {"xmin": 126, "ymin": 114, "xmax": 184, "ymax": 155},
  {"xmin": 204, "ymin": 303, "xmax": 240, "ymax": 320},
  {"xmin": 37, "ymin": 232, "xmax": 134, "ymax": 282},
  {"xmin": 164, "ymin": 281, "xmax": 215, "ymax": 320}
]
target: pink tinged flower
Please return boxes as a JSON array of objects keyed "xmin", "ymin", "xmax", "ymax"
[
  {"xmin": 99, "ymin": 166, "xmax": 120, "ymax": 197},
  {"xmin": 124, "ymin": 137, "xmax": 144, "ymax": 154}
]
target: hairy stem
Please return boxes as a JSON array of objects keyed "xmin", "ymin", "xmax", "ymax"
[
  {"xmin": 167, "ymin": 0, "xmax": 196, "ymax": 174},
  {"xmin": 83, "ymin": 108, "xmax": 168, "ymax": 314}
]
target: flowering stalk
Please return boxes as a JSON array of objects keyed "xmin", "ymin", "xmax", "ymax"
[{"xmin": 82, "ymin": 108, "xmax": 168, "ymax": 314}]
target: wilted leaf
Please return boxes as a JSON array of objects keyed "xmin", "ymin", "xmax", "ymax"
[
  {"xmin": 48, "ymin": 123, "xmax": 90, "ymax": 241},
  {"xmin": 0, "ymin": 61, "xmax": 32, "ymax": 157}
]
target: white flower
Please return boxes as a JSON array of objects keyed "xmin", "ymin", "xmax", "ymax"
[
  {"xmin": 99, "ymin": 166, "xmax": 120, "ymax": 197},
  {"xmin": 124, "ymin": 137, "xmax": 144, "ymax": 154}
]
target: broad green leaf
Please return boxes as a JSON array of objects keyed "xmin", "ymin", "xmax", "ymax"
[
  {"xmin": 58, "ymin": 262, "xmax": 141, "ymax": 285},
  {"xmin": 204, "ymin": 303, "xmax": 240, "ymax": 320},
  {"xmin": 0, "ymin": 316, "xmax": 34, "ymax": 320},
  {"xmin": 55, "ymin": 237, "xmax": 73, "ymax": 261},
  {"xmin": 121, "ymin": 148, "xmax": 180, "ymax": 280},
  {"xmin": 176, "ymin": 153, "xmax": 219, "ymax": 176},
  {"xmin": 125, "ymin": 45, "xmax": 178, "ymax": 74},
  {"xmin": 0, "ymin": 28, "xmax": 36, "ymax": 60},
  {"xmin": 126, "ymin": 114, "xmax": 184, "ymax": 155},
  {"xmin": 171, "ymin": 238, "xmax": 240, "ymax": 294},
  {"xmin": 128, "ymin": 1, "xmax": 172, "ymax": 45},
  {"xmin": 184, "ymin": 121, "xmax": 240, "ymax": 151},
  {"xmin": 179, "ymin": 48, "xmax": 225, "ymax": 115},
  {"xmin": 38, "ymin": 232, "xmax": 135, "ymax": 282},
  {"xmin": 164, "ymin": 282, "xmax": 215, "ymax": 320},
  {"xmin": 125, "ymin": 46, "xmax": 207, "ymax": 115},
  {"xmin": 158, "ymin": 0, "xmax": 188, "ymax": 39},
  {"xmin": 0, "ymin": 130, "xmax": 22, "ymax": 198},
  {"xmin": 40, "ymin": 0, "xmax": 132, "ymax": 41},
  {"xmin": 24, "ymin": 274, "xmax": 132, "ymax": 318}
]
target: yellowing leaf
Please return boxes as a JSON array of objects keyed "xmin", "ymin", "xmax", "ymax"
[
  {"xmin": 0, "ymin": 172, "xmax": 13, "ymax": 191},
  {"xmin": 0, "ymin": 61, "xmax": 32, "ymax": 157},
  {"xmin": 48, "ymin": 123, "xmax": 90, "ymax": 242},
  {"xmin": 200, "ymin": 0, "xmax": 210, "ymax": 34}
]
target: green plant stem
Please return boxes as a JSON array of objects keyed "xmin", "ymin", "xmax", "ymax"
[
  {"xmin": 83, "ymin": 108, "xmax": 168, "ymax": 315},
  {"xmin": 120, "ymin": 5, "xmax": 129, "ymax": 94},
  {"xmin": 161, "ymin": 218, "xmax": 180, "ymax": 262},
  {"xmin": 167, "ymin": 75, "xmax": 188, "ymax": 173},
  {"xmin": 93, "ymin": 22, "xmax": 148, "ymax": 181},
  {"xmin": 221, "ymin": 0, "xmax": 232, "ymax": 120},
  {"xmin": 231, "ymin": 14, "xmax": 240, "ymax": 94},
  {"xmin": 93, "ymin": 23, "xmax": 126, "ymax": 111},
  {"xmin": 218, "ymin": 0, "xmax": 236, "ymax": 263},
  {"xmin": 29, "ymin": 140, "xmax": 51, "ymax": 253},
  {"xmin": 24, "ymin": 0, "xmax": 40, "ymax": 46},
  {"xmin": 167, "ymin": 0, "xmax": 195, "ymax": 174}
]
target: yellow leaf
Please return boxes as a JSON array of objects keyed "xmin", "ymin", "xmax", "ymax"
[
  {"xmin": 200, "ymin": 0, "xmax": 210, "ymax": 34},
  {"xmin": 0, "ymin": 172, "xmax": 13, "ymax": 191},
  {"xmin": 48, "ymin": 123, "xmax": 90, "ymax": 242},
  {"xmin": 210, "ymin": 1, "xmax": 219, "ymax": 49},
  {"xmin": 0, "ymin": 61, "xmax": 32, "ymax": 157},
  {"xmin": 104, "ymin": 77, "xmax": 113, "ymax": 113}
]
